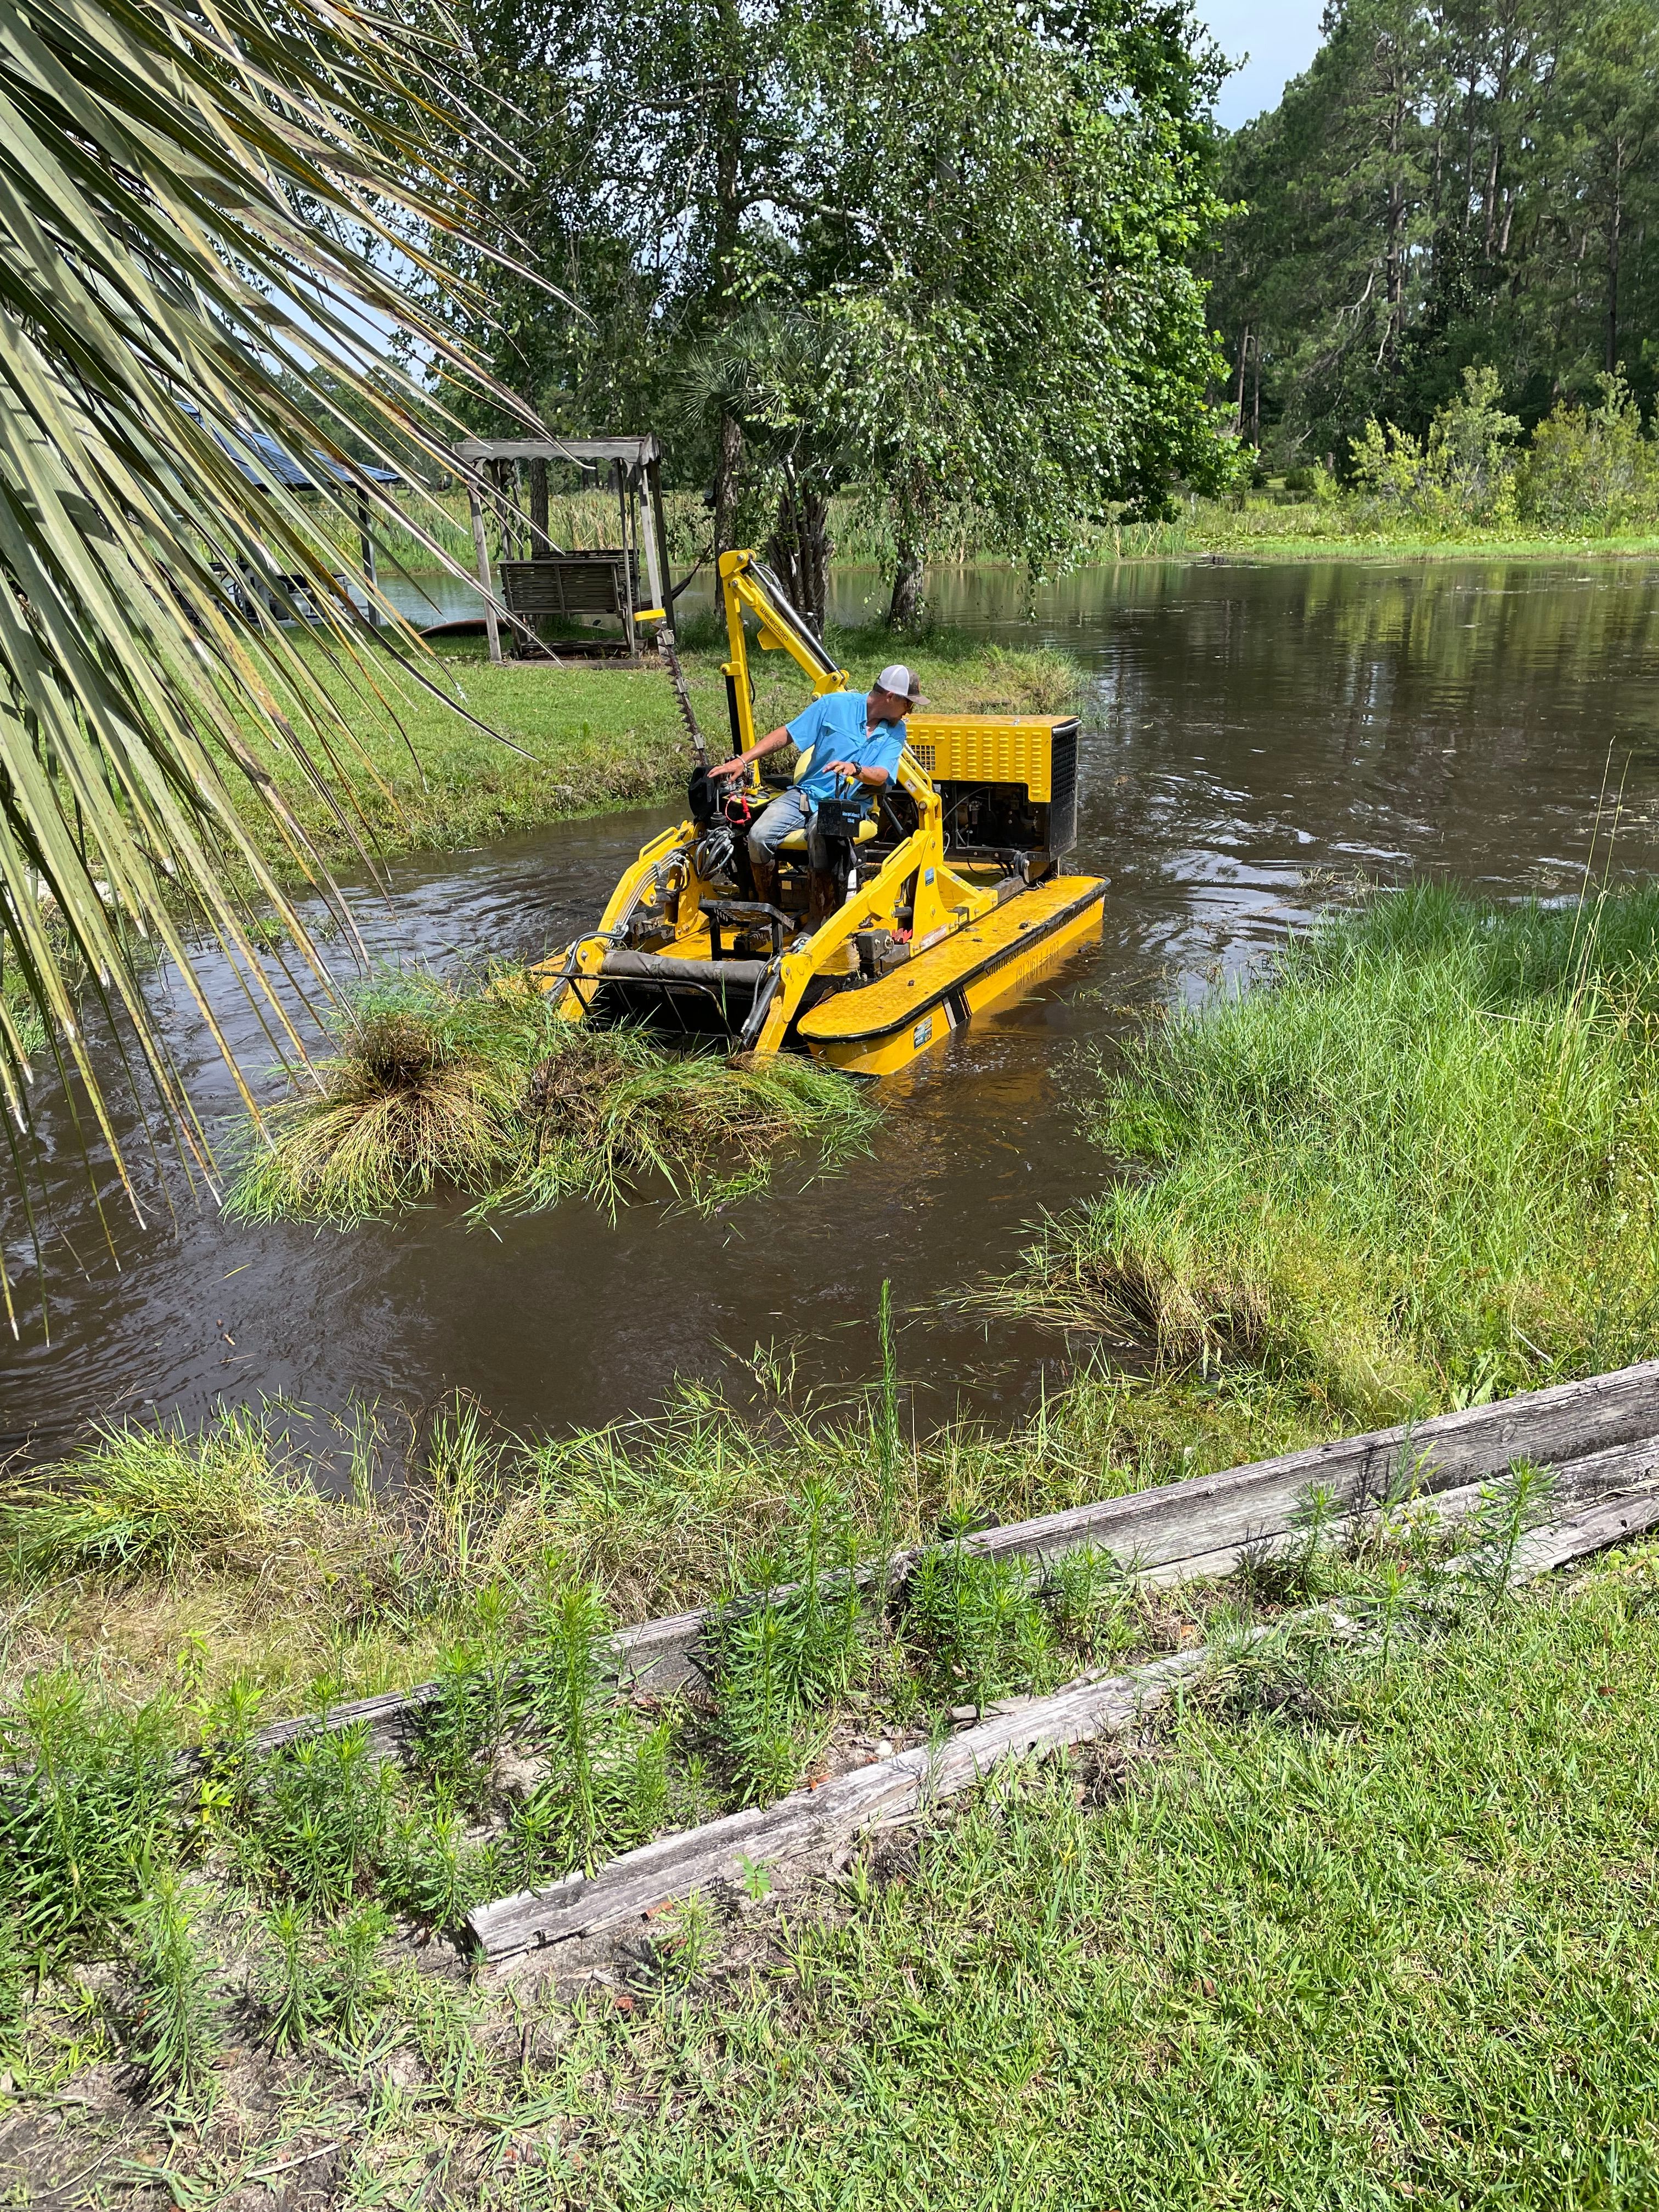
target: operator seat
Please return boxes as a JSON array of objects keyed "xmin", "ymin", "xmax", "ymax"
[{"xmin": 776, "ymin": 742, "xmax": 879, "ymax": 851}]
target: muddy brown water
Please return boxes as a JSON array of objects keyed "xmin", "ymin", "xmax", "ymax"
[{"xmin": 10, "ymin": 557, "xmax": 1659, "ymax": 1460}]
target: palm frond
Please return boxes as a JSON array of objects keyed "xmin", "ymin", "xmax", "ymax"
[{"xmin": 0, "ymin": 0, "xmax": 541, "ymax": 1324}]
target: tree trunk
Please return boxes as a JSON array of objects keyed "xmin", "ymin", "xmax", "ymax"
[
  {"xmin": 714, "ymin": 411, "xmax": 744, "ymax": 558},
  {"xmin": 1233, "ymin": 326, "xmax": 1250, "ymax": 430},
  {"xmin": 1607, "ymin": 149, "xmax": 1624, "ymax": 375},
  {"xmin": 888, "ymin": 549, "xmax": 923, "ymax": 630},
  {"xmin": 765, "ymin": 472, "xmax": 832, "ymax": 635},
  {"xmin": 799, "ymin": 489, "xmax": 831, "ymax": 636}
]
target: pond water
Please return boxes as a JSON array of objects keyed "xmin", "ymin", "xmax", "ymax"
[{"xmin": 11, "ymin": 557, "xmax": 1659, "ymax": 1458}]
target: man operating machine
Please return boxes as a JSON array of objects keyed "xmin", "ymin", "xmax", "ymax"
[{"xmin": 709, "ymin": 664, "xmax": 924, "ymax": 926}]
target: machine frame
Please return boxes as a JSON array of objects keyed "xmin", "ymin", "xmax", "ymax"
[{"xmin": 539, "ymin": 550, "xmax": 1104, "ymax": 1077}]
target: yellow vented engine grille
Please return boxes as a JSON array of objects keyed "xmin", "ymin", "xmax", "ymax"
[{"xmin": 903, "ymin": 714, "xmax": 1073, "ymax": 803}]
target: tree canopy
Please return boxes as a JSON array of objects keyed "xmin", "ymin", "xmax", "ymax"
[
  {"xmin": 425, "ymin": 0, "xmax": 1237, "ymax": 619},
  {"xmin": 1210, "ymin": 0, "xmax": 1659, "ymax": 466}
]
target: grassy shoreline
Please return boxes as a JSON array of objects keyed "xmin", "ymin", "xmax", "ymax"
[
  {"xmin": 991, "ymin": 883, "xmax": 1659, "ymax": 1436},
  {"xmin": 11, "ymin": 883, "xmax": 1659, "ymax": 2190},
  {"xmin": 228, "ymin": 624, "xmax": 1086, "ymax": 880}
]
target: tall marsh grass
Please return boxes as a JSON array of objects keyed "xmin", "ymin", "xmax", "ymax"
[
  {"xmin": 226, "ymin": 965, "xmax": 875, "ymax": 1226},
  {"xmin": 1017, "ymin": 884, "xmax": 1659, "ymax": 1423}
]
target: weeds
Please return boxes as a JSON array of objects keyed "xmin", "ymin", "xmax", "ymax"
[
  {"xmin": 225, "ymin": 964, "xmax": 875, "ymax": 1227},
  {"xmin": 903, "ymin": 1542, "xmax": 1057, "ymax": 1709},
  {"xmin": 319, "ymin": 1905, "xmax": 392, "ymax": 2047},
  {"xmin": 237, "ymin": 1723, "xmax": 396, "ymax": 1910},
  {"xmin": 0, "ymin": 1408, "xmax": 307, "ymax": 1578},
  {"xmin": 1454, "ymin": 1459, "xmax": 1556, "ymax": 1608},
  {"xmin": 127, "ymin": 1871, "xmax": 222, "ymax": 2106},
  {"xmin": 0, "ymin": 1678, "xmax": 181, "ymax": 1953},
  {"xmin": 511, "ymin": 1584, "xmax": 669, "ymax": 1880},
  {"xmin": 258, "ymin": 1903, "xmax": 324, "ymax": 2052}
]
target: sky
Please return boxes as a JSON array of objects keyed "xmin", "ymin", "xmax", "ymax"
[{"xmin": 1198, "ymin": 0, "xmax": 1326, "ymax": 130}]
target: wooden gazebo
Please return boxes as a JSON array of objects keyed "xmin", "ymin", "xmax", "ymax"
[{"xmin": 454, "ymin": 433, "xmax": 673, "ymax": 665}]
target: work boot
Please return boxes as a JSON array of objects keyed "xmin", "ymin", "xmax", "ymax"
[
  {"xmin": 808, "ymin": 868, "xmax": 839, "ymax": 930},
  {"xmin": 751, "ymin": 857, "xmax": 778, "ymax": 910}
]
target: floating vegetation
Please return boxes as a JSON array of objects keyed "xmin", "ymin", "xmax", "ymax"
[{"xmin": 225, "ymin": 966, "xmax": 876, "ymax": 1225}]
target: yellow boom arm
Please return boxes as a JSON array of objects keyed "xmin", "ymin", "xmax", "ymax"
[{"xmin": 719, "ymin": 549, "xmax": 847, "ymax": 758}]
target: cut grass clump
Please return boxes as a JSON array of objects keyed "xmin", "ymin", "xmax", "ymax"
[
  {"xmin": 1011, "ymin": 882, "xmax": 1659, "ymax": 1427},
  {"xmin": 226, "ymin": 964, "xmax": 874, "ymax": 1225}
]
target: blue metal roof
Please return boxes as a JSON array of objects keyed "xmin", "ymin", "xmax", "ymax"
[{"xmin": 228, "ymin": 426, "xmax": 404, "ymax": 493}]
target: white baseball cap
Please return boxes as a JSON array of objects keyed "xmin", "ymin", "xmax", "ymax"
[{"xmin": 875, "ymin": 663, "xmax": 926, "ymax": 706}]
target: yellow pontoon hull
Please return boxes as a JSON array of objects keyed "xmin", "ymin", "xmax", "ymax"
[{"xmin": 795, "ymin": 876, "xmax": 1106, "ymax": 1076}]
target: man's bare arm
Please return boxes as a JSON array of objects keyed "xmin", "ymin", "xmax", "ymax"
[{"xmin": 708, "ymin": 726, "xmax": 791, "ymax": 780}]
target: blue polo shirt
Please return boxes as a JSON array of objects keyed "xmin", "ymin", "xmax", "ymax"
[{"xmin": 786, "ymin": 691, "xmax": 906, "ymax": 807}]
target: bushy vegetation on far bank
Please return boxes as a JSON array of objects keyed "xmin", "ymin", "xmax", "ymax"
[
  {"xmin": 1003, "ymin": 882, "xmax": 1659, "ymax": 1431},
  {"xmin": 1124, "ymin": 370, "xmax": 1659, "ymax": 561}
]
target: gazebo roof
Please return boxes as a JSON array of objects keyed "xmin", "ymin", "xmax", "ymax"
[{"xmin": 453, "ymin": 435, "xmax": 661, "ymax": 467}]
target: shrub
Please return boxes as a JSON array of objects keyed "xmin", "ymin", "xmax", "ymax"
[{"xmin": 0, "ymin": 1676, "xmax": 181, "ymax": 1954}]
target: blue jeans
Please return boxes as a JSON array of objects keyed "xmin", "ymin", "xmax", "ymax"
[{"xmin": 748, "ymin": 788, "xmax": 834, "ymax": 874}]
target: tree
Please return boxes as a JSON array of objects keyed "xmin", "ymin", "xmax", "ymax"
[
  {"xmin": 802, "ymin": 0, "xmax": 1237, "ymax": 623},
  {"xmin": 0, "ymin": 0, "xmax": 531, "ymax": 1313}
]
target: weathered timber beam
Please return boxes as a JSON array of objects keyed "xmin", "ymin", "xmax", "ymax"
[
  {"xmin": 242, "ymin": 1364, "xmax": 1659, "ymax": 1761},
  {"xmin": 467, "ymin": 1472, "xmax": 1659, "ymax": 1969}
]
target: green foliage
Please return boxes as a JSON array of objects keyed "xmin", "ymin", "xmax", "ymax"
[
  {"xmin": 1519, "ymin": 375, "xmax": 1659, "ymax": 533},
  {"xmin": 236, "ymin": 1724, "xmax": 396, "ymax": 1911},
  {"xmin": 0, "ymin": 0, "xmax": 526, "ymax": 1282},
  {"xmin": 707, "ymin": 1480, "xmax": 867, "ymax": 1803},
  {"xmin": 1037, "ymin": 882, "xmax": 1659, "ymax": 1423},
  {"xmin": 904, "ymin": 1541, "xmax": 1057, "ymax": 1709},
  {"xmin": 0, "ymin": 1677, "xmax": 180, "ymax": 1954},
  {"xmin": 1350, "ymin": 366, "xmax": 1523, "ymax": 532},
  {"xmin": 224, "ymin": 965, "xmax": 876, "ymax": 1228},
  {"xmin": 318, "ymin": 1905, "xmax": 393, "ymax": 2047},
  {"xmin": 1212, "ymin": 0, "xmax": 1659, "ymax": 465},
  {"xmin": 0, "ymin": 1409, "xmax": 302, "ymax": 1579},
  {"xmin": 511, "ymin": 1585, "xmax": 669, "ymax": 1880},
  {"xmin": 258, "ymin": 1903, "xmax": 325, "ymax": 2054},
  {"xmin": 1457, "ymin": 1460, "xmax": 1557, "ymax": 1609},
  {"xmin": 128, "ymin": 1871, "xmax": 223, "ymax": 2106},
  {"xmin": 424, "ymin": 0, "xmax": 1234, "ymax": 617}
]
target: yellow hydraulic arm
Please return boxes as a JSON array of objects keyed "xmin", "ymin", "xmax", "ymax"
[{"xmin": 719, "ymin": 549, "xmax": 847, "ymax": 756}]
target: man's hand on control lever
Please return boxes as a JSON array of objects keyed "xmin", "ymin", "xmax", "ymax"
[{"xmin": 709, "ymin": 726, "xmax": 789, "ymax": 781}]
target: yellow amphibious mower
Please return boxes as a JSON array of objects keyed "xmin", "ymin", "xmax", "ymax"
[{"xmin": 538, "ymin": 551, "xmax": 1105, "ymax": 1079}]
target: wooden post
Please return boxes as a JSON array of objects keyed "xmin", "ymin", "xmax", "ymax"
[
  {"xmin": 615, "ymin": 458, "xmax": 636, "ymax": 662},
  {"xmin": 645, "ymin": 453, "xmax": 672, "ymax": 621},
  {"xmin": 467, "ymin": 477, "xmax": 501, "ymax": 664},
  {"xmin": 638, "ymin": 461, "xmax": 665, "ymax": 615},
  {"xmin": 529, "ymin": 458, "xmax": 552, "ymax": 555},
  {"xmin": 356, "ymin": 487, "xmax": 378, "ymax": 627}
]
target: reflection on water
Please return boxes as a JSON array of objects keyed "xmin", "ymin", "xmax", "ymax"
[{"xmin": 10, "ymin": 558, "xmax": 1659, "ymax": 1448}]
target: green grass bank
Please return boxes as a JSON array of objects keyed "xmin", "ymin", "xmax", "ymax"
[
  {"xmin": 3, "ymin": 1520, "xmax": 1654, "ymax": 2205},
  {"xmin": 1000, "ymin": 883, "xmax": 1659, "ymax": 1440},
  {"xmin": 232, "ymin": 624, "xmax": 1084, "ymax": 878}
]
